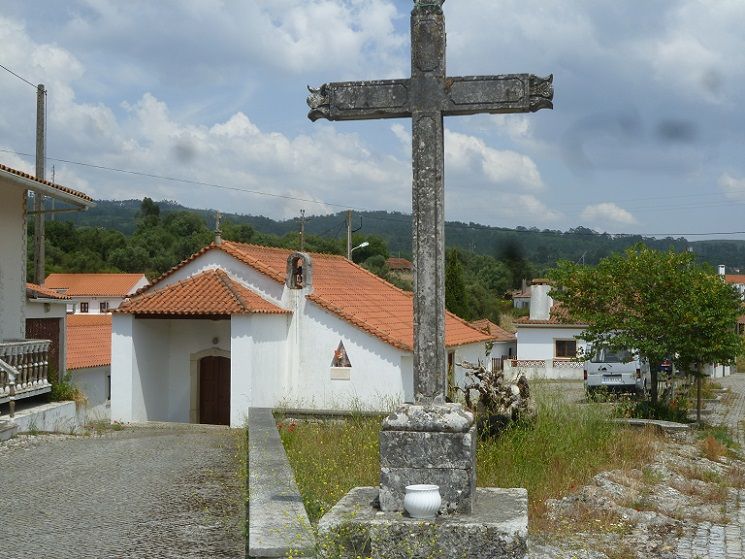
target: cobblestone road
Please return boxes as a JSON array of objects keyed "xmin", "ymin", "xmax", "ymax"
[
  {"xmin": 0, "ymin": 424, "xmax": 245, "ymax": 559},
  {"xmin": 674, "ymin": 373, "xmax": 745, "ymax": 559}
]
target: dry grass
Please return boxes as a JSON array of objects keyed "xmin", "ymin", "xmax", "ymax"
[
  {"xmin": 478, "ymin": 385, "xmax": 662, "ymax": 532},
  {"xmin": 700, "ymin": 435, "xmax": 729, "ymax": 462},
  {"xmin": 278, "ymin": 414, "xmax": 381, "ymax": 521},
  {"xmin": 280, "ymin": 386, "xmax": 664, "ymax": 532}
]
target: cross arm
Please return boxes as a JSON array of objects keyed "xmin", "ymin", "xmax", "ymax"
[
  {"xmin": 307, "ymin": 79, "xmax": 411, "ymax": 122},
  {"xmin": 443, "ymin": 74, "xmax": 553, "ymax": 116}
]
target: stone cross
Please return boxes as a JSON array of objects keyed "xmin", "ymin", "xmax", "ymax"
[{"xmin": 308, "ymin": 0, "xmax": 553, "ymax": 406}]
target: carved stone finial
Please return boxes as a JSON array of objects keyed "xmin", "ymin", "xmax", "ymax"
[
  {"xmin": 413, "ymin": 0, "xmax": 444, "ymax": 14},
  {"xmin": 529, "ymin": 74, "xmax": 554, "ymax": 112},
  {"xmin": 306, "ymin": 84, "xmax": 331, "ymax": 122}
]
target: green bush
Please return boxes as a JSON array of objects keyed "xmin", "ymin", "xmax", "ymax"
[{"xmin": 49, "ymin": 373, "xmax": 84, "ymax": 403}]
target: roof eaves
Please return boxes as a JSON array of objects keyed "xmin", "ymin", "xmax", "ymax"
[{"xmin": 0, "ymin": 164, "xmax": 94, "ymax": 208}]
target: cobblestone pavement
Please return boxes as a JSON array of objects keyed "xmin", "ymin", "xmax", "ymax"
[
  {"xmin": 0, "ymin": 425, "xmax": 246, "ymax": 559},
  {"xmin": 703, "ymin": 373, "xmax": 745, "ymax": 446},
  {"xmin": 674, "ymin": 373, "xmax": 745, "ymax": 559}
]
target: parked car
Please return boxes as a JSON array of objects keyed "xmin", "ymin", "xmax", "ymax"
[{"xmin": 584, "ymin": 347, "xmax": 651, "ymax": 395}]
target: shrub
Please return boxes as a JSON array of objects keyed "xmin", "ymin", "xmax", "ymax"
[{"xmin": 49, "ymin": 373, "xmax": 85, "ymax": 404}]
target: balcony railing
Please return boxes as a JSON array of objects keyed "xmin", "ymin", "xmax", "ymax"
[{"xmin": 0, "ymin": 340, "xmax": 51, "ymax": 418}]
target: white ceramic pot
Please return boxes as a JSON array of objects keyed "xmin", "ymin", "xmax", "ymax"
[{"xmin": 403, "ymin": 484, "xmax": 441, "ymax": 519}]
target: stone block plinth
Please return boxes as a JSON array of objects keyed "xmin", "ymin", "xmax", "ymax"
[
  {"xmin": 317, "ymin": 487, "xmax": 528, "ymax": 559},
  {"xmin": 379, "ymin": 402, "xmax": 475, "ymax": 513}
]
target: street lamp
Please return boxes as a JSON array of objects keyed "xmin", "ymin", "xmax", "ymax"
[{"xmin": 348, "ymin": 241, "xmax": 369, "ymax": 260}]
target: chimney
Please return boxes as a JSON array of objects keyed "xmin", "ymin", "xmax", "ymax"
[
  {"xmin": 718, "ymin": 264, "xmax": 726, "ymax": 277},
  {"xmin": 529, "ymin": 279, "xmax": 553, "ymax": 321},
  {"xmin": 214, "ymin": 211, "xmax": 222, "ymax": 246}
]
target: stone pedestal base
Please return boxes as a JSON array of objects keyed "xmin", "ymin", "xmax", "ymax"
[
  {"xmin": 380, "ymin": 402, "xmax": 476, "ymax": 514},
  {"xmin": 317, "ymin": 487, "xmax": 528, "ymax": 559}
]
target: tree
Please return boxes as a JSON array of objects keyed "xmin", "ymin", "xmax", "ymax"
[
  {"xmin": 445, "ymin": 248, "xmax": 468, "ymax": 318},
  {"xmin": 549, "ymin": 245, "xmax": 744, "ymax": 405}
]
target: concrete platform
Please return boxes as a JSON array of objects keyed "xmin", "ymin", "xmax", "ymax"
[
  {"xmin": 0, "ymin": 420, "xmax": 18, "ymax": 441},
  {"xmin": 612, "ymin": 418, "xmax": 690, "ymax": 432},
  {"xmin": 317, "ymin": 487, "xmax": 528, "ymax": 559}
]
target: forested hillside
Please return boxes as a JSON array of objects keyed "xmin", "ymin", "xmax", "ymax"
[
  {"xmin": 33, "ymin": 197, "xmax": 745, "ymax": 325},
  {"xmin": 56, "ymin": 199, "xmax": 745, "ymax": 272}
]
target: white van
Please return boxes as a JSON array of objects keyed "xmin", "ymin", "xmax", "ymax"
[{"xmin": 584, "ymin": 347, "xmax": 651, "ymax": 394}]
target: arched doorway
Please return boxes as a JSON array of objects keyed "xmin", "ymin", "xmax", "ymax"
[{"xmin": 199, "ymin": 355, "xmax": 230, "ymax": 425}]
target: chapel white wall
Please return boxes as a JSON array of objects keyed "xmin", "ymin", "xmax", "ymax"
[
  {"xmin": 231, "ymin": 314, "xmax": 289, "ymax": 423},
  {"xmin": 155, "ymin": 250, "xmax": 285, "ymax": 305},
  {"xmin": 289, "ymin": 300, "xmax": 408, "ymax": 411},
  {"xmin": 165, "ymin": 319, "xmax": 231, "ymax": 423}
]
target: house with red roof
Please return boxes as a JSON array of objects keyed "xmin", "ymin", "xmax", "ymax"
[
  {"xmin": 44, "ymin": 273, "xmax": 148, "ymax": 314},
  {"xmin": 1, "ymin": 164, "xmax": 93, "ymax": 415},
  {"xmin": 66, "ymin": 315, "xmax": 112, "ymax": 419},
  {"xmin": 111, "ymin": 241, "xmax": 502, "ymax": 426},
  {"xmin": 509, "ymin": 279, "xmax": 589, "ymax": 380},
  {"xmin": 724, "ymin": 274, "xmax": 745, "ymax": 300}
]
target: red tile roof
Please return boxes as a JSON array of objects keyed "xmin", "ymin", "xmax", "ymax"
[
  {"xmin": 514, "ymin": 303, "xmax": 587, "ymax": 326},
  {"xmin": 386, "ymin": 257, "xmax": 413, "ymax": 271},
  {"xmin": 0, "ymin": 163, "xmax": 93, "ymax": 203},
  {"xmin": 143, "ymin": 242, "xmax": 496, "ymax": 351},
  {"xmin": 468, "ymin": 319, "xmax": 516, "ymax": 342},
  {"xmin": 67, "ymin": 315, "xmax": 112, "ymax": 370},
  {"xmin": 26, "ymin": 282, "xmax": 70, "ymax": 300},
  {"xmin": 117, "ymin": 269, "xmax": 289, "ymax": 317},
  {"xmin": 44, "ymin": 273, "xmax": 146, "ymax": 297},
  {"xmin": 725, "ymin": 274, "xmax": 745, "ymax": 285}
]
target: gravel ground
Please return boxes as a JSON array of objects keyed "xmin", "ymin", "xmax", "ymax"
[
  {"xmin": 0, "ymin": 424, "xmax": 245, "ymax": 559},
  {"xmin": 527, "ymin": 373, "xmax": 745, "ymax": 559}
]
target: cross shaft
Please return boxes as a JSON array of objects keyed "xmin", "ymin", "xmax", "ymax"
[{"xmin": 307, "ymin": 1, "xmax": 553, "ymax": 405}]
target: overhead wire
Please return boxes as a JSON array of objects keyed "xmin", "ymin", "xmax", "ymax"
[
  {"xmin": 1, "ymin": 147, "xmax": 744, "ymax": 239},
  {"xmin": 0, "ymin": 62, "xmax": 37, "ymax": 89}
]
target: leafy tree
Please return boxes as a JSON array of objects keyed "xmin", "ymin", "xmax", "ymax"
[
  {"xmin": 549, "ymin": 245, "xmax": 745, "ymax": 405},
  {"xmin": 445, "ymin": 248, "xmax": 468, "ymax": 318}
]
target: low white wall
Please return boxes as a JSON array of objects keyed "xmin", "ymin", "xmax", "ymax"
[
  {"xmin": 11, "ymin": 401, "xmax": 81, "ymax": 434},
  {"xmin": 504, "ymin": 359, "xmax": 584, "ymax": 381},
  {"xmin": 703, "ymin": 364, "xmax": 731, "ymax": 378},
  {"xmin": 71, "ymin": 365, "xmax": 111, "ymax": 420}
]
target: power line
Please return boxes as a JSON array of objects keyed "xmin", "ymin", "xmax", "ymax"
[
  {"xmin": 2, "ymin": 146, "xmax": 745, "ymax": 239},
  {"xmin": 0, "ymin": 63, "xmax": 37, "ymax": 89},
  {"xmin": 0, "ymin": 147, "xmax": 354, "ymax": 210}
]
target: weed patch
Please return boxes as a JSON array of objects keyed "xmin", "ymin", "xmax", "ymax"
[{"xmin": 281, "ymin": 385, "xmax": 663, "ymax": 533}]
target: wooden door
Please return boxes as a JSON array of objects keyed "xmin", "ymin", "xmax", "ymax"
[{"xmin": 199, "ymin": 356, "xmax": 230, "ymax": 425}]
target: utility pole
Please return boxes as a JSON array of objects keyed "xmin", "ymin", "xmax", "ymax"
[
  {"xmin": 299, "ymin": 209, "xmax": 305, "ymax": 251},
  {"xmin": 346, "ymin": 209, "xmax": 353, "ymax": 260},
  {"xmin": 50, "ymin": 165, "xmax": 55, "ymax": 220},
  {"xmin": 33, "ymin": 83, "xmax": 46, "ymax": 285}
]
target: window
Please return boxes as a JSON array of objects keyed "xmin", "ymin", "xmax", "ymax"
[
  {"xmin": 80, "ymin": 302, "xmax": 89, "ymax": 313},
  {"xmin": 555, "ymin": 339, "xmax": 577, "ymax": 359},
  {"xmin": 99, "ymin": 301, "xmax": 109, "ymax": 313}
]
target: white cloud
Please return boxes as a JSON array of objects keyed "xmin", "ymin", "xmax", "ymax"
[
  {"xmin": 719, "ymin": 173, "xmax": 745, "ymax": 202},
  {"xmin": 581, "ymin": 203, "xmax": 637, "ymax": 225},
  {"xmin": 445, "ymin": 131, "xmax": 544, "ymax": 191}
]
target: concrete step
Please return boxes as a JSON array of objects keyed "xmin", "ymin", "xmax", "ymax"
[{"xmin": 0, "ymin": 419, "xmax": 18, "ymax": 442}]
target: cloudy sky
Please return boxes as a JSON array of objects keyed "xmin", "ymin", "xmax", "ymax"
[{"xmin": 2, "ymin": 0, "xmax": 745, "ymax": 239}]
